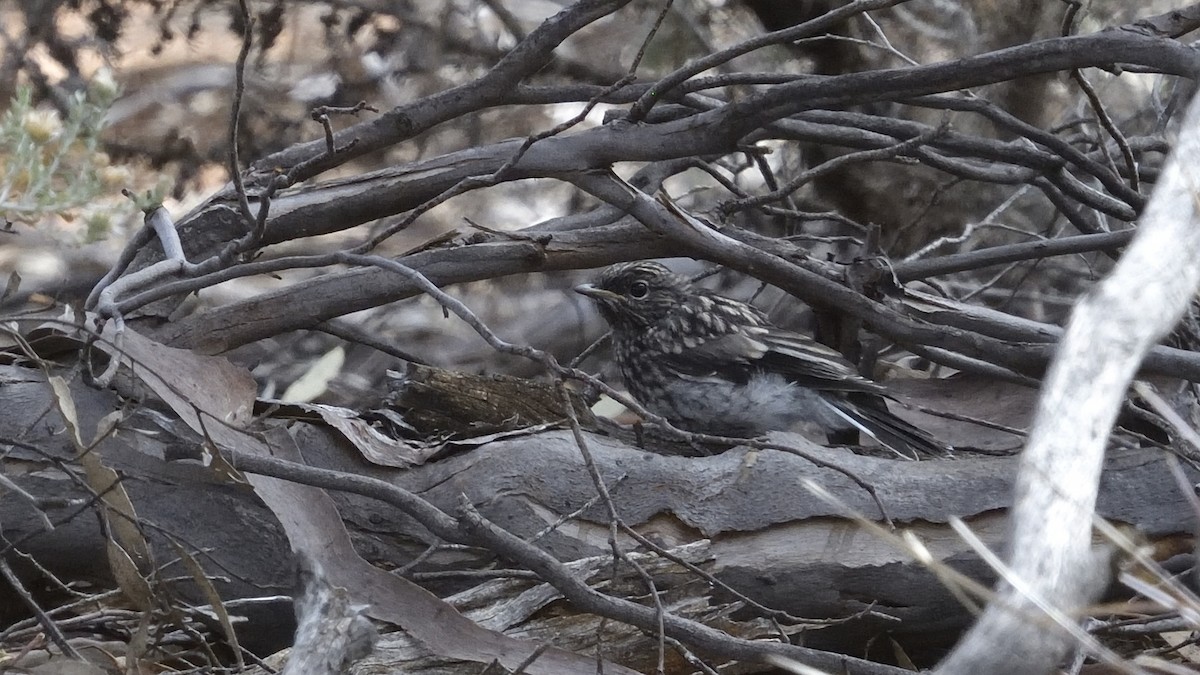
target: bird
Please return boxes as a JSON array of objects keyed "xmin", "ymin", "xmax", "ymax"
[{"xmin": 574, "ymin": 260, "xmax": 948, "ymax": 457}]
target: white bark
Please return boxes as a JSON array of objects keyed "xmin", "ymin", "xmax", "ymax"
[{"xmin": 937, "ymin": 90, "xmax": 1200, "ymax": 674}]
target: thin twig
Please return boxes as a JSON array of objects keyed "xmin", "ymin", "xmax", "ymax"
[
  {"xmin": 555, "ymin": 382, "xmax": 668, "ymax": 674},
  {"xmin": 229, "ymin": 0, "xmax": 258, "ymax": 239},
  {"xmin": 893, "ymin": 229, "xmax": 1133, "ymax": 282},
  {"xmin": 358, "ymin": 0, "xmax": 674, "ymax": 253},
  {"xmin": 723, "ymin": 122, "xmax": 950, "ymax": 214},
  {"xmin": 627, "ymin": 0, "xmax": 903, "ymax": 121},
  {"xmin": 1062, "ymin": 0, "xmax": 1140, "ymax": 193},
  {"xmin": 316, "ymin": 319, "xmax": 429, "ymax": 365},
  {"xmin": 0, "ymin": 556, "xmax": 81, "ymax": 659}
]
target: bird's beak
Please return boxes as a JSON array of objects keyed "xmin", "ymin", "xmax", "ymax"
[{"xmin": 574, "ymin": 283, "xmax": 621, "ymax": 302}]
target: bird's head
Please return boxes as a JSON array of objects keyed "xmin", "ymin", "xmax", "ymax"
[{"xmin": 574, "ymin": 261, "xmax": 690, "ymax": 330}]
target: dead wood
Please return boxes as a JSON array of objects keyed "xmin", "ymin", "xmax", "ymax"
[
  {"xmin": 1, "ymin": 363, "xmax": 1196, "ymax": 668},
  {"xmin": 381, "ymin": 363, "xmax": 596, "ymax": 437}
]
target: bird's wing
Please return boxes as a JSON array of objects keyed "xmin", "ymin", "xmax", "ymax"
[
  {"xmin": 656, "ymin": 330, "xmax": 768, "ymax": 381},
  {"xmin": 655, "ymin": 322, "xmax": 882, "ymax": 393},
  {"xmin": 757, "ymin": 329, "xmax": 885, "ymax": 393},
  {"xmin": 644, "ymin": 292, "xmax": 769, "ymax": 381},
  {"xmin": 647, "ymin": 290, "xmax": 882, "ymax": 393}
]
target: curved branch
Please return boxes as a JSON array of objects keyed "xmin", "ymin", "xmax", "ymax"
[
  {"xmin": 893, "ymin": 230, "xmax": 1133, "ymax": 281},
  {"xmin": 723, "ymin": 26, "xmax": 1200, "ymax": 137},
  {"xmin": 249, "ymin": 0, "xmax": 634, "ymax": 179}
]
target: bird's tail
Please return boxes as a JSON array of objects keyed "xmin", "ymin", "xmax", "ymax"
[{"xmin": 823, "ymin": 395, "xmax": 951, "ymax": 459}]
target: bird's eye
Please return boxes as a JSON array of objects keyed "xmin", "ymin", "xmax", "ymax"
[{"xmin": 628, "ymin": 280, "xmax": 649, "ymax": 299}]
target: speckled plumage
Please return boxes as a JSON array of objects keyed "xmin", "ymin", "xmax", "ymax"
[{"xmin": 576, "ymin": 261, "xmax": 947, "ymax": 456}]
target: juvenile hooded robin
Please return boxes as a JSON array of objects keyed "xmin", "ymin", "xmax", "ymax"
[{"xmin": 575, "ymin": 261, "xmax": 947, "ymax": 457}]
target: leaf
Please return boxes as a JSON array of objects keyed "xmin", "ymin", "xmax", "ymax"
[
  {"xmin": 105, "ymin": 537, "xmax": 155, "ymax": 612},
  {"xmin": 47, "ymin": 375, "xmax": 86, "ymax": 449},
  {"xmin": 250, "ymin": 427, "xmax": 640, "ymax": 675},
  {"xmin": 282, "ymin": 346, "xmax": 344, "ymax": 403},
  {"xmin": 94, "ymin": 323, "xmax": 255, "ymax": 434},
  {"xmin": 167, "ymin": 539, "xmax": 244, "ymax": 669},
  {"xmin": 82, "ymin": 321, "xmax": 627, "ymax": 674},
  {"xmin": 276, "ymin": 401, "xmax": 563, "ymax": 468},
  {"xmin": 280, "ymin": 401, "xmax": 433, "ymax": 468},
  {"xmin": 81, "ymin": 410, "xmax": 150, "ymax": 566},
  {"xmin": 48, "ymin": 376, "xmax": 154, "ymax": 607},
  {"xmin": 198, "ymin": 437, "xmax": 249, "ymax": 485},
  {"xmin": 312, "ymin": 403, "xmax": 429, "ymax": 467},
  {"xmin": 1, "ymin": 270, "xmax": 20, "ymax": 304}
]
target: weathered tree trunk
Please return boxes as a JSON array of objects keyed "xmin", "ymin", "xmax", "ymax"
[{"xmin": 2, "ymin": 363, "xmax": 1194, "ymax": 668}]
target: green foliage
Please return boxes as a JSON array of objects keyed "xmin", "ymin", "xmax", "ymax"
[{"xmin": 0, "ymin": 73, "xmax": 169, "ymax": 243}]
